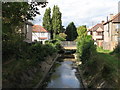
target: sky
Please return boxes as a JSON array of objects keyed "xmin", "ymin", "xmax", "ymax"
[{"xmin": 31, "ymin": 0, "xmax": 120, "ymax": 28}]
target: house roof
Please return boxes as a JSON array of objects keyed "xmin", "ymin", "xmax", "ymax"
[
  {"xmin": 89, "ymin": 23, "xmax": 104, "ymax": 32},
  {"xmin": 32, "ymin": 25, "xmax": 48, "ymax": 32},
  {"xmin": 103, "ymin": 12, "xmax": 120, "ymax": 25}
]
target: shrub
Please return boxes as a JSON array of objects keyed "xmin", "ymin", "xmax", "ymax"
[
  {"xmin": 110, "ymin": 45, "xmax": 120, "ymax": 59},
  {"xmin": 77, "ymin": 35, "xmax": 96, "ymax": 64},
  {"xmin": 101, "ymin": 63, "xmax": 115, "ymax": 81}
]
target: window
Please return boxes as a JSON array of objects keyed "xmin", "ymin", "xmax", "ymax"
[
  {"xmin": 115, "ymin": 24, "xmax": 120, "ymax": 32},
  {"xmin": 97, "ymin": 32, "xmax": 102, "ymax": 35},
  {"xmin": 41, "ymin": 32, "xmax": 45, "ymax": 36},
  {"xmin": 116, "ymin": 24, "xmax": 120, "ymax": 29}
]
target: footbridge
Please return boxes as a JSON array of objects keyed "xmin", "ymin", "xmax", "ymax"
[{"xmin": 60, "ymin": 41, "xmax": 77, "ymax": 50}]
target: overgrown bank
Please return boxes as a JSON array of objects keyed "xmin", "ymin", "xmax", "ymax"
[
  {"xmin": 3, "ymin": 41, "xmax": 63, "ymax": 88},
  {"xmin": 76, "ymin": 26, "xmax": 120, "ymax": 88}
]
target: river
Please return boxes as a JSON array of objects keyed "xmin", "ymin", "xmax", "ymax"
[{"xmin": 41, "ymin": 52, "xmax": 83, "ymax": 88}]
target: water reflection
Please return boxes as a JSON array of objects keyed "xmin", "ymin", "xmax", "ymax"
[{"xmin": 46, "ymin": 60, "xmax": 81, "ymax": 88}]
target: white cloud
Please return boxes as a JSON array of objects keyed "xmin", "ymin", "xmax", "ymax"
[{"xmin": 31, "ymin": 0, "xmax": 120, "ymax": 28}]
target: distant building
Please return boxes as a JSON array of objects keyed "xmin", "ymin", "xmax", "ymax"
[
  {"xmin": 103, "ymin": 13, "xmax": 120, "ymax": 50},
  {"xmin": 32, "ymin": 25, "xmax": 50, "ymax": 44},
  {"xmin": 23, "ymin": 21, "xmax": 33, "ymax": 43},
  {"xmin": 87, "ymin": 21, "xmax": 104, "ymax": 47}
]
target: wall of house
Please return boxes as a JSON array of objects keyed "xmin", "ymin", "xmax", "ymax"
[
  {"xmin": 92, "ymin": 27, "xmax": 104, "ymax": 47},
  {"xmin": 109, "ymin": 23, "xmax": 119, "ymax": 50},
  {"xmin": 87, "ymin": 31, "xmax": 91, "ymax": 35},
  {"xmin": 32, "ymin": 32, "xmax": 50, "ymax": 42},
  {"xmin": 27, "ymin": 25, "xmax": 32, "ymax": 43},
  {"xmin": 92, "ymin": 31, "xmax": 96, "ymax": 41},
  {"xmin": 104, "ymin": 24, "xmax": 109, "ymax": 42},
  {"xmin": 23, "ymin": 24, "xmax": 32, "ymax": 43},
  {"xmin": 103, "ymin": 23, "xmax": 110, "ymax": 50},
  {"xmin": 97, "ymin": 40, "xmax": 103, "ymax": 47},
  {"xmin": 103, "ymin": 22, "xmax": 119, "ymax": 50}
]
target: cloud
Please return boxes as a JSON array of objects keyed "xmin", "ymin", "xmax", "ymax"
[{"xmin": 31, "ymin": 0, "xmax": 119, "ymax": 28}]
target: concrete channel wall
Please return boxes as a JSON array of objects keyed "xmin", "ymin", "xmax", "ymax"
[
  {"xmin": 2, "ymin": 53, "xmax": 60, "ymax": 88},
  {"xmin": 34, "ymin": 54, "xmax": 60, "ymax": 88}
]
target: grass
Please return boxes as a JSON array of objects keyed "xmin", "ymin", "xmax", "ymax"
[
  {"xmin": 97, "ymin": 47, "xmax": 119, "ymax": 69},
  {"xmin": 81, "ymin": 46, "xmax": 120, "ymax": 88},
  {"xmin": 97, "ymin": 47, "xmax": 120, "ymax": 87},
  {"xmin": 97, "ymin": 47, "xmax": 112, "ymax": 54}
]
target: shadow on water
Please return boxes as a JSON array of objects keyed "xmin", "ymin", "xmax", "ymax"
[{"xmin": 41, "ymin": 50, "xmax": 83, "ymax": 88}]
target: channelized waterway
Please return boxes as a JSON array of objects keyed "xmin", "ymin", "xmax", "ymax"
[{"xmin": 41, "ymin": 52, "xmax": 83, "ymax": 88}]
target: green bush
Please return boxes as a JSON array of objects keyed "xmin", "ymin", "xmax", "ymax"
[
  {"xmin": 110, "ymin": 45, "xmax": 120, "ymax": 59},
  {"xmin": 76, "ymin": 26, "xmax": 96, "ymax": 64},
  {"xmin": 77, "ymin": 35, "xmax": 96, "ymax": 64},
  {"xmin": 45, "ymin": 39, "xmax": 64, "ymax": 53},
  {"xmin": 2, "ymin": 33, "xmax": 27, "ymax": 62},
  {"xmin": 28, "ymin": 42, "xmax": 57, "ymax": 62}
]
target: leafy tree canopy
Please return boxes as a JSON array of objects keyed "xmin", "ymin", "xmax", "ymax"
[
  {"xmin": 77, "ymin": 25, "xmax": 87, "ymax": 40},
  {"xmin": 55, "ymin": 33, "xmax": 67, "ymax": 41}
]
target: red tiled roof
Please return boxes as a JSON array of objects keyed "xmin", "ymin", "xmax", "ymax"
[
  {"xmin": 89, "ymin": 23, "xmax": 104, "ymax": 32},
  {"xmin": 38, "ymin": 37, "xmax": 48, "ymax": 39},
  {"xmin": 103, "ymin": 12, "xmax": 120, "ymax": 25},
  {"xmin": 32, "ymin": 25, "xmax": 48, "ymax": 32},
  {"xmin": 112, "ymin": 12, "xmax": 120, "ymax": 23}
]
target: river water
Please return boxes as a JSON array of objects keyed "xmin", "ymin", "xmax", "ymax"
[{"xmin": 41, "ymin": 54, "xmax": 83, "ymax": 88}]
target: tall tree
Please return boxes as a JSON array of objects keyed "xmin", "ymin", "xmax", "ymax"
[
  {"xmin": 52, "ymin": 5, "xmax": 62, "ymax": 39},
  {"xmin": 65, "ymin": 22, "xmax": 78, "ymax": 41},
  {"xmin": 43, "ymin": 7, "xmax": 53, "ymax": 39}
]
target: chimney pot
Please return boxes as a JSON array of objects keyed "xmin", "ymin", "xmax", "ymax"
[
  {"xmin": 101, "ymin": 20, "xmax": 105, "ymax": 24},
  {"xmin": 110, "ymin": 14, "xmax": 114, "ymax": 20}
]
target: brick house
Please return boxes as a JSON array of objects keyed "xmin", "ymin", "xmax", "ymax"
[
  {"xmin": 87, "ymin": 22, "xmax": 104, "ymax": 47},
  {"xmin": 103, "ymin": 13, "xmax": 120, "ymax": 50}
]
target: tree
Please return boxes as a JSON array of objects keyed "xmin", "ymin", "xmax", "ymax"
[
  {"xmin": 52, "ymin": 5, "xmax": 62, "ymax": 39},
  {"xmin": 61, "ymin": 26, "xmax": 66, "ymax": 33},
  {"xmin": 76, "ymin": 25, "xmax": 96, "ymax": 64},
  {"xmin": 77, "ymin": 25, "xmax": 87, "ymax": 39},
  {"xmin": 55, "ymin": 33, "xmax": 67, "ymax": 41},
  {"xmin": 2, "ymin": 2, "xmax": 48, "ymax": 32},
  {"xmin": 2, "ymin": 2, "xmax": 48, "ymax": 61},
  {"xmin": 65, "ymin": 22, "xmax": 78, "ymax": 41},
  {"xmin": 43, "ymin": 7, "xmax": 53, "ymax": 39}
]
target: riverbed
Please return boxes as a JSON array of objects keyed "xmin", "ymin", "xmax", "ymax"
[{"xmin": 41, "ymin": 54, "xmax": 83, "ymax": 88}]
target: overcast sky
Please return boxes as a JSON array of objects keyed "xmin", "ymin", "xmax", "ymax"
[{"xmin": 31, "ymin": 0, "xmax": 120, "ymax": 28}]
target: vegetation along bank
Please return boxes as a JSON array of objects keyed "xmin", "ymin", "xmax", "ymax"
[{"xmin": 76, "ymin": 25, "xmax": 120, "ymax": 88}]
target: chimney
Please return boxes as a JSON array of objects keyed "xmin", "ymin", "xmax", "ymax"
[
  {"xmin": 101, "ymin": 20, "xmax": 105, "ymax": 24},
  {"xmin": 109, "ymin": 14, "xmax": 114, "ymax": 20}
]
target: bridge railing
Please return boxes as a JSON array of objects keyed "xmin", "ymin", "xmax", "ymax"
[{"xmin": 60, "ymin": 41, "xmax": 77, "ymax": 47}]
